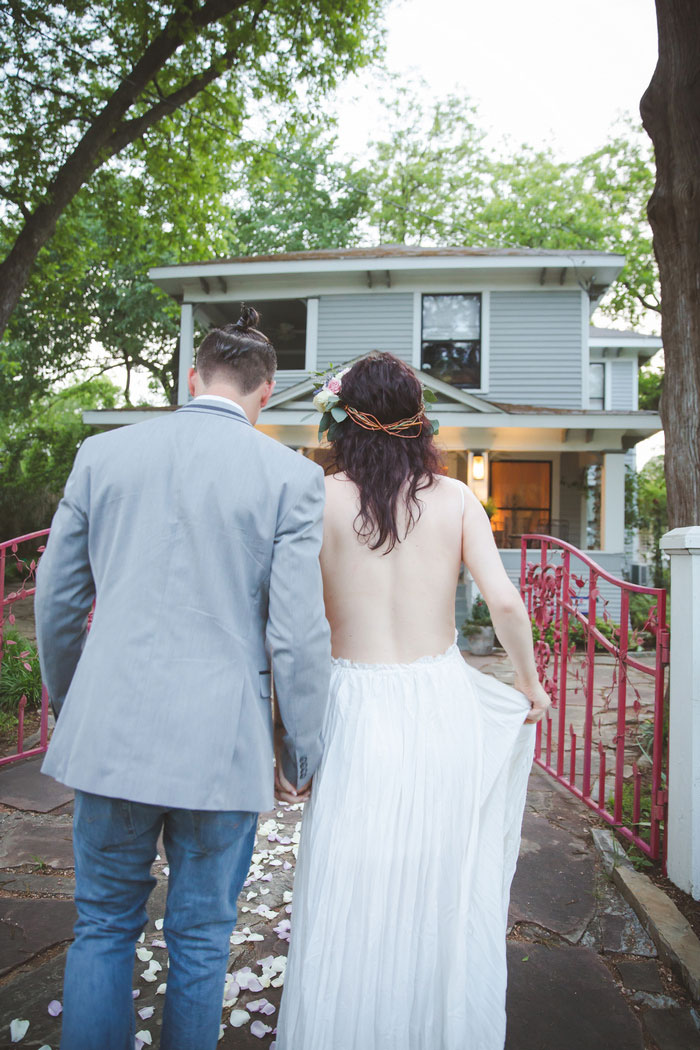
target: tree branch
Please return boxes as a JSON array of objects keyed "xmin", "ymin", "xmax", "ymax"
[{"xmin": 104, "ymin": 46, "xmax": 240, "ymax": 156}]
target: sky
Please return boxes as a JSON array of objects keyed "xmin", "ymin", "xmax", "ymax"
[{"xmin": 334, "ymin": 0, "xmax": 659, "ymax": 162}]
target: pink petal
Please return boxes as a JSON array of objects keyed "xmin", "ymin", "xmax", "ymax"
[
  {"xmin": 138, "ymin": 1007, "xmax": 155, "ymax": 1020},
  {"xmin": 283, "ymin": 861, "xmax": 292, "ymax": 870},
  {"xmin": 251, "ymin": 1020, "xmax": 273, "ymax": 1038},
  {"xmin": 132, "ymin": 990, "xmax": 141, "ymax": 999},
  {"xmin": 47, "ymin": 1000, "xmax": 62, "ymax": 1017}
]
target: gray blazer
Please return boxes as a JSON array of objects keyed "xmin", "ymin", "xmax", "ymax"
[{"xmin": 36, "ymin": 397, "xmax": 331, "ymax": 812}]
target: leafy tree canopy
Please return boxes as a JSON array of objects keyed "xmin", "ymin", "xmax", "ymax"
[
  {"xmin": 0, "ymin": 378, "xmax": 120, "ymax": 538},
  {"xmin": 0, "ymin": 0, "xmax": 385, "ymax": 337}
]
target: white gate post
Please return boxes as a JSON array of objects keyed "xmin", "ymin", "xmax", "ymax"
[{"xmin": 660, "ymin": 526, "xmax": 700, "ymax": 898}]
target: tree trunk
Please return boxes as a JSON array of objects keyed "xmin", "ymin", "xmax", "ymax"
[{"xmin": 640, "ymin": 1, "xmax": 700, "ymax": 528}]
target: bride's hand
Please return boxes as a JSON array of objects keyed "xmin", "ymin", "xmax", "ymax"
[
  {"xmin": 518, "ymin": 679, "xmax": 552, "ymax": 725},
  {"xmin": 274, "ymin": 744, "xmax": 312, "ymax": 804}
]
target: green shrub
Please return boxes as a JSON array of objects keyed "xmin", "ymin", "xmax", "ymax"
[
  {"xmin": 0, "ymin": 629, "xmax": 43, "ymax": 732},
  {"xmin": 462, "ymin": 596, "xmax": 493, "ymax": 638}
]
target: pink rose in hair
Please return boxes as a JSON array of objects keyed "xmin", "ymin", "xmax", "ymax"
[{"xmin": 327, "ymin": 377, "xmax": 342, "ymax": 394}]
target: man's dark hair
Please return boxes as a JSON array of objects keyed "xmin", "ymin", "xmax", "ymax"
[{"xmin": 195, "ymin": 305, "xmax": 277, "ymax": 393}]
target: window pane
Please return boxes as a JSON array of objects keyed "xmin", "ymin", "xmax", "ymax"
[
  {"xmin": 421, "ymin": 294, "xmax": 481, "ymax": 387},
  {"xmin": 422, "ymin": 294, "xmax": 480, "ymax": 340},
  {"xmin": 589, "ymin": 363, "xmax": 605, "ymax": 409},
  {"xmin": 489, "ymin": 460, "xmax": 552, "ymax": 545},
  {"xmin": 421, "ymin": 341, "xmax": 480, "ymax": 387}
]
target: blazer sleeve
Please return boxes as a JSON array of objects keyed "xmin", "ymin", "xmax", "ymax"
[
  {"xmin": 266, "ymin": 465, "xmax": 331, "ymax": 790},
  {"xmin": 35, "ymin": 442, "xmax": 96, "ymax": 717}
]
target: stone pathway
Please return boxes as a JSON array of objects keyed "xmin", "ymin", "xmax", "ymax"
[{"xmin": 1, "ymin": 748, "xmax": 699, "ymax": 1048}]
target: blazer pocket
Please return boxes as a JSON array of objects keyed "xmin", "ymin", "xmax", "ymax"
[{"xmin": 259, "ymin": 671, "xmax": 272, "ymax": 699}]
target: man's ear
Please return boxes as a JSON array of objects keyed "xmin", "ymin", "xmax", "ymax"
[
  {"xmin": 187, "ymin": 367, "xmax": 197, "ymax": 397},
  {"xmin": 259, "ymin": 379, "xmax": 275, "ymax": 410}
]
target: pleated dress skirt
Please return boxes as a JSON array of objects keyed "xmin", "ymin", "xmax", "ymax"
[{"xmin": 276, "ymin": 639, "xmax": 536, "ymax": 1050}]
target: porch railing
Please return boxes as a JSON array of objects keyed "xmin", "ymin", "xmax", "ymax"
[
  {"xmin": 520, "ymin": 535, "xmax": 669, "ymax": 862},
  {"xmin": 0, "ymin": 530, "xmax": 51, "ymax": 767}
]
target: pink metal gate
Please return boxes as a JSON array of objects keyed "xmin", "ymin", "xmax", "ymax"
[
  {"xmin": 0, "ymin": 530, "xmax": 51, "ymax": 767},
  {"xmin": 520, "ymin": 535, "xmax": 669, "ymax": 862}
]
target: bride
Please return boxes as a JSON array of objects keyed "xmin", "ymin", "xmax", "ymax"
[{"xmin": 274, "ymin": 352, "xmax": 550, "ymax": 1050}]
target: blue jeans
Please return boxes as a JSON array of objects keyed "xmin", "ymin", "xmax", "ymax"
[{"xmin": 61, "ymin": 791, "xmax": 257, "ymax": 1050}]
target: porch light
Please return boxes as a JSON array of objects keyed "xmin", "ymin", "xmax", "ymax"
[{"xmin": 472, "ymin": 453, "xmax": 486, "ymax": 481}]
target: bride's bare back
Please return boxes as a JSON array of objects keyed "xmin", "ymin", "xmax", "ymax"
[
  {"xmin": 321, "ymin": 471, "xmax": 551, "ymax": 727},
  {"xmin": 322, "ymin": 472, "xmax": 468, "ymax": 663}
]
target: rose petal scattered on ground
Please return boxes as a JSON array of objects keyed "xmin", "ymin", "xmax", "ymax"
[
  {"xmin": 162, "ymin": 866, "xmax": 170, "ymax": 876},
  {"xmin": 10, "ymin": 1019, "xmax": 29, "ymax": 1042},
  {"xmin": 136, "ymin": 948, "xmax": 153, "ymax": 962},
  {"xmin": 141, "ymin": 971, "xmax": 157, "ymax": 983},
  {"xmin": 47, "ymin": 1000, "xmax": 62, "ymax": 1017},
  {"xmin": 151, "ymin": 939, "xmax": 167, "ymax": 949},
  {"xmin": 219, "ymin": 1024, "xmax": 226, "ymax": 1041},
  {"xmin": 248, "ymin": 999, "xmax": 276, "ymax": 1016},
  {"xmin": 154, "ymin": 918, "xmax": 164, "ymax": 930},
  {"xmin": 135, "ymin": 1030, "xmax": 152, "ymax": 1045},
  {"xmin": 138, "ymin": 932, "xmax": 145, "ymax": 944},
  {"xmin": 132, "ymin": 990, "xmax": 140, "ymax": 999},
  {"xmin": 147, "ymin": 959, "xmax": 162, "ymax": 973},
  {"xmin": 250, "ymin": 1020, "xmax": 273, "ymax": 1038},
  {"xmin": 282, "ymin": 891, "xmax": 293, "ymax": 904},
  {"xmin": 270, "ymin": 974, "xmax": 285, "ymax": 988},
  {"xmin": 283, "ymin": 861, "xmax": 292, "ymax": 870},
  {"xmin": 230, "ymin": 932, "xmax": 247, "ymax": 945},
  {"xmin": 156, "ymin": 983, "xmax": 167, "ymax": 995},
  {"xmin": 247, "ymin": 933, "xmax": 264, "ymax": 943},
  {"xmin": 138, "ymin": 1007, "xmax": 155, "ymax": 1021},
  {"xmin": 135, "ymin": 1040, "xmax": 144, "ymax": 1050},
  {"xmin": 229, "ymin": 1010, "xmax": 250, "ymax": 1028}
]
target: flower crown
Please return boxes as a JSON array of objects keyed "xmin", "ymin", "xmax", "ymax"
[{"xmin": 312, "ymin": 365, "xmax": 439, "ymax": 443}]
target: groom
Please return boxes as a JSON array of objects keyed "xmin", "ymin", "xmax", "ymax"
[{"xmin": 35, "ymin": 311, "xmax": 331, "ymax": 1050}]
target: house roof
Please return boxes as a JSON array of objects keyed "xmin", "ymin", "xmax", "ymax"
[
  {"xmin": 149, "ymin": 245, "xmax": 626, "ymax": 302},
  {"xmin": 155, "ymin": 245, "xmax": 624, "ymax": 268}
]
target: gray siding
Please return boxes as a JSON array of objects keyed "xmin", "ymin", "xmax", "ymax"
[
  {"xmin": 489, "ymin": 291, "xmax": 583, "ymax": 408},
  {"xmin": 316, "ymin": 294, "xmax": 414, "ymax": 372},
  {"xmin": 609, "ymin": 359, "xmax": 636, "ymax": 410}
]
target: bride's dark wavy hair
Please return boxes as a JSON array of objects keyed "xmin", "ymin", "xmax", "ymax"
[{"xmin": 328, "ymin": 352, "xmax": 443, "ymax": 553}]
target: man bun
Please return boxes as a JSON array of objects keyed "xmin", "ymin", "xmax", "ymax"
[{"xmin": 233, "ymin": 304, "xmax": 261, "ymax": 333}]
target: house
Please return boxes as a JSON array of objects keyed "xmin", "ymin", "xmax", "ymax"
[{"xmin": 85, "ymin": 246, "xmax": 662, "ymax": 605}]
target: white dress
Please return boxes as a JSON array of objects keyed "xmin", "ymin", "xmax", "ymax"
[{"xmin": 276, "ymin": 638, "xmax": 535, "ymax": 1050}]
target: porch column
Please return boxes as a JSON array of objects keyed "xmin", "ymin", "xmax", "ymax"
[
  {"xmin": 601, "ymin": 453, "xmax": 625, "ymax": 552},
  {"xmin": 177, "ymin": 303, "xmax": 194, "ymax": 405},
  {"xmin": 660, "ymin": 526, "xmax": 700, "ymax": 899}
]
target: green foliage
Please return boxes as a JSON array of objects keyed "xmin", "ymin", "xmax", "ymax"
[
  {"xmin": 530, "ymin": 614, "xmax": 642, "ymax": 652},
  {"xmin": 638, "ymin": 363, "xmax": 664, "ymax": 410},
  {"xmin": 0, "ymin": 378, "xmax": 119, "ymax": 537},
  {"xmin": 626, "ymin": 456, "xmax": 668, "ymax": 588},
  {"xmin": 0, "ymin": 629, "xmax": 42, "ymax": 733},
  {"xmin": 462, "ymin": 597, "xmax": 493, "ymax": 639}
]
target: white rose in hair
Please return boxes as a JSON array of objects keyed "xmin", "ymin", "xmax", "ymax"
[{"xmin": 313, "ymin": 388, "xmax": 338, "ymax": 413}]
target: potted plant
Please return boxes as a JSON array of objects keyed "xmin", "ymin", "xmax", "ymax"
[{"xmin": 461, "ymin": 596, "xmax": 495, "ymax": 656}]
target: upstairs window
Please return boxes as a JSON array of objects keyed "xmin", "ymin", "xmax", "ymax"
[
  {"xmin": 421, "ymin": 293, "xmax": 481, "ymax": 388},
  {"xmin": 253, "ymin": 299, "xmax": 307, "ymax": 370}
]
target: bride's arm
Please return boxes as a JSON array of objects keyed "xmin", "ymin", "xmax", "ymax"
[{"xmin": 460, "ymin": 486, "xmax": 551, "ymax": 724}]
